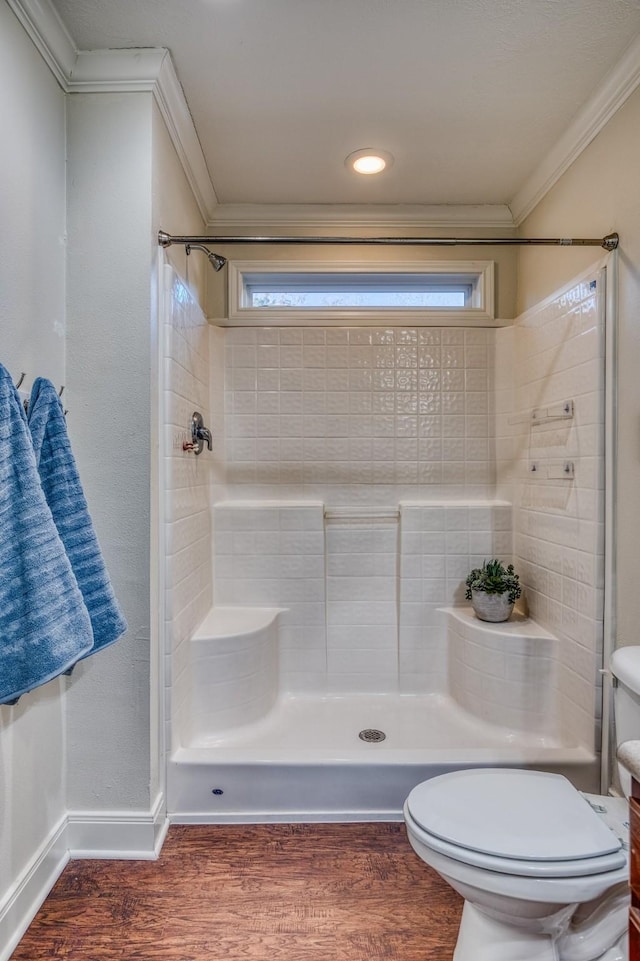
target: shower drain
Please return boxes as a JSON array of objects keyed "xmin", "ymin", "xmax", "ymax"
[{"xmin": 359, "ymin": 728, "xmax": 386, "ymax": 743}]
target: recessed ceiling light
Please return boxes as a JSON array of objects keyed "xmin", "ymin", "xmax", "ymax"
[{"xmin": 345, "ymin": 148, "xmax": 394, "ymax": 175}]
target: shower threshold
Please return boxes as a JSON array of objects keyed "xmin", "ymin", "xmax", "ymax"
[{"xmin": 168, "ymin": 692, "xmax": 596, "ymax": 823}]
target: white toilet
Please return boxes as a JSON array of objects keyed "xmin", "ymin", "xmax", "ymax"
[{"xmin": 403, "ymin": 646, "xmax": 640, "ymax": 961}]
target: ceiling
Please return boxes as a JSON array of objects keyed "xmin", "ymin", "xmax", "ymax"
[{"xmin": 50, "ymin": 0, "xmax": 640, "ymax": 211}]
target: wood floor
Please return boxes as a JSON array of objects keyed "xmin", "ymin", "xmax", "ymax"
[{"xmin": 11, "ymin": 823, "xmax": 462, "ymax": 960}]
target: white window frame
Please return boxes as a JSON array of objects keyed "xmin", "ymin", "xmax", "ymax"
[{"xmin": 227, "ymin": 260, "xmax": 495, "ymax": 326}]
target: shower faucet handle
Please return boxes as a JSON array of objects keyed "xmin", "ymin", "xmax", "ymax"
[
  {"xmin": 198, "ymin": 426, "xmax": 213, "ymax": 451},
  {"xmin": 191, "ymin": 411, "xmax": 213, "ymax": 454}
]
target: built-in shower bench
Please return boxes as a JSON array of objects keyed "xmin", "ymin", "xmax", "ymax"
[
  {"xmin": 442, "ymin": 607, "xmax": 557, "ymax": 735},
  {"xmin": 189, "ymin": 606, "xmax": 284, "ymax": 739}
]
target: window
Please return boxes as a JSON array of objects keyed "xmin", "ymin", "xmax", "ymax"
[
  {"xmin": 227, "ymin": 261, "xmax": 495, "ymax": 326},
  {"xmin": 245, "ymin": 273, "xmax": 470, "ymax": 309}
]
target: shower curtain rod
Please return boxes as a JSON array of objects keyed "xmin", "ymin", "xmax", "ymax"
[{"xmin": 158, "ymin": 230, "xmax": 619, "ymax": 252}]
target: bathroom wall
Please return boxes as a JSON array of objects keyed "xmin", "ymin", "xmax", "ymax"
[
  {"xmin": 516, "ymin": 85, "xmax": 640, "ymax": 659},
  {"xmin": 152, "ymin": 103, "xmax": 210, "ymax": 796},
  {"xmin": 65, "ymin": 90, "xmax": 155, "ymax": 815},
  {"xmin": 212, "ymin": 500, "xmax": 512, "ymax": 694},
  {"xmin": 205, "ymin": 322, "xmax": 514, "ymax": 695},
  {"xmin": 64, "ymin": 89, "xmax": 211, "ymax": 816},
  {"xmin": 325, "ymin": 515, "xmax": 399, "ymax": 692},
  {"xmin": 496, "ymin": 270, "xmax": 606, "ymax": 752},
  {"xmin": 398, "ymin": 501, "xmax": 513, "ymax": 693},
  {"xmin": 0, "ymin": 0, "xmax": 68, "ymax": 944},
  {"xmin": 206, "ymin": 296, "xmax": 601, "ymax": 738},
  {"xmin": 162, "ymin": 266, "xmax": 216, "ymax": 753},
  {"xmin": 222, "ymin": 325, "xmax": 494, "ymax": 503},
  {"xmin": 1, "ymin": 15, "xmax": 216, "ymax": 941},
  {"xmin": 205, "ymin": 240, "xmax": 519, "ymax": 323}
]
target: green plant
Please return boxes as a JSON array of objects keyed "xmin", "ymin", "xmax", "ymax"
[{"xmin": 465, "ymin": 559, "xmax": 522, "ymax": 605}]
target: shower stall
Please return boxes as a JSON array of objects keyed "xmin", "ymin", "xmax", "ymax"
[{"xmin": 159, "ymin": 252, "xmax": 611, "ymax": 822}]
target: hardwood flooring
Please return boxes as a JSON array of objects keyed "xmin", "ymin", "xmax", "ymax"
[{"xmin": 11, "ymin": 823, "xmax": 462, "ymax": 960}]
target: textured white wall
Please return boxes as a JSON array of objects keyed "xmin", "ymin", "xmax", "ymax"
[
  {"xmin": 65, "ymin": 91, "xmax": 154, "ymax": 811},
  {"xmin": 0, "ymin": 2, "xmax": 66, "ymax": 383},
  {"xmin": 0, "ymin": 0, "xmax": 67, "ymax": 924}
]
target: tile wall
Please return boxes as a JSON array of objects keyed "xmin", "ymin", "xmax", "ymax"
[
  {"xmin": 213, "ymin": 500, "xmax": 513, "ymax": 694},
  {"xmin": 325, "ymin": 516, "xmax": 398, "ymax": 693},
  {"xmin": 399, "ymin": 502, "xmax": 513, "ymax": 692},
  {"xmin": 223, "ymin": 327, "xmax": 493, "ymax": 504},
  {"xmin": 162, "ymin": 266, "xmax": 217, "ymax": 750},
  {"xmin": 162, "ymin": 271, "xmax": 604, "ymax": 753},
  {"xmin": 494, "ymin": 270, "xmax": 606, "ymax": 751},
  {"xmin": 214, "ymin": 503, "xmax": 326, "ymax": 692}
]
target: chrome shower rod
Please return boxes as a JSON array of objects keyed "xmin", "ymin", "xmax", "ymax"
[{"xmin": 159, "ymin": 230, "xmax": 619, "ymax": 251}]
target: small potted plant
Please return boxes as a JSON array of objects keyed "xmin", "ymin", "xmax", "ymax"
[{"xmin": 465, "ymin": 559, "xmax": 522, "ymax": 623}]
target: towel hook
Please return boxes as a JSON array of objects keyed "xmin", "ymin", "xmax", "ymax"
[{"xmin": 13, "ymin": 375, "xmax": 65, "ymax": 397}]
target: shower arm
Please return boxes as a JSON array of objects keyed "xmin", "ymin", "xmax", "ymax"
[
  {"xmin": 159, "ymin": 229, "xmax": 619, "ymax": 268},
  {"xmin": 184, "ymin": 242, "xmax": 227, "ymax": 272}
]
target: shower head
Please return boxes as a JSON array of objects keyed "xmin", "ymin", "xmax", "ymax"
[
  {"xmin": 207, "ymin": 251, "xmax": 227, "ymax": 272},
  {"xmin": 184, "ymin": 243, "xmax": 227, "ymax": 272}
]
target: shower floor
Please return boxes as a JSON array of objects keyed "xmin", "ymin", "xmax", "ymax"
[{"xmin": 168, "ymin": 693, "xmax": 596, "ymax": 823}]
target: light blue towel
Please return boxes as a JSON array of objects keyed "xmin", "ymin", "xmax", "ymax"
[
  {"xmin": 27, "ymin": 378, "xmax": 127, "ymax": 660},
  {"xmin": 0, "ymin": 364, "xmax": 94, "ymax": 704}
]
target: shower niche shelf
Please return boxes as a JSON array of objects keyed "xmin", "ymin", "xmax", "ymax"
[
  {"xmin": 528, "ymin": 460, "xmax": 575, "ymax": 479},
  {"xmin": 509, "ymin": 399, "xmax": 574, "ymax": 427}
]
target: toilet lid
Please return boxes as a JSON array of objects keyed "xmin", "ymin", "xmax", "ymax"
[{"xmin": 406, "ymin": 769, "xmax": 622, "ymax": 862}]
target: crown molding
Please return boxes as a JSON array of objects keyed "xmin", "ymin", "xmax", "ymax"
[
  {"xmin": 10, "ymin": 0, "xmax": 640, "ymax": 230},
  {"xmin": 7, "ymin": 0, "xmax": 217, "ymax": 222},
  {"xmin": 511, "ymin": 32, "xmax": 640, "ymax": 225},
  {"xmin": 153, "ymin": 53, "xmax": 219, "ymax": 220},
  {"xmin": 69, "ymin": 47, "xmax": 166, "ymax": 92},
  {"xmin": 6, "ymin": 0, "xmax": 76, "ymax": 87},
  {"xmin": 208, "ymin": 203, "xmax": 516, "ymax": 232}
]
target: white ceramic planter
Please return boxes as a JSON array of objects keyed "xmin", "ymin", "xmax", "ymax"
[{"xmin": 471, "ymin": 590, "xmax": 514, "ymax": 623}]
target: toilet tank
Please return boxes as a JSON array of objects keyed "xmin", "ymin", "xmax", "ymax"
[{"xmin": 610, "ymin": 645, "xmax": 640, "ymax": 796}]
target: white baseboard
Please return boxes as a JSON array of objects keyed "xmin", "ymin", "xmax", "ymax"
[
  {"xmin": 67, "ymin": 793, "xmax": 169, "ymax": 860},
  {"xmin": 0, "ymin": 815, "xmax": 69, "ymax": 961},
  {"xmin": 0, "ymin": 795, "xmax": 168, "ymax": 959}
]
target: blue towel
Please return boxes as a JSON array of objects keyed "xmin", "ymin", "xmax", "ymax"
[
  {"xmin": 27, "ymin": 378, "xmax": 127, "ymax": 660},
  {"xmin": 0, "ymin": 365, "xmax": 94, "ymax": 703}
]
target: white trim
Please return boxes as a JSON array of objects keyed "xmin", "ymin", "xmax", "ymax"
[
  {"xmin": 0, "ymin": 799, "xmax": 169, "ymax": 958},
  {"xmin": 170, "ymin": 811, "xmax": 403, "ymax": 824},
  {"xmin": 228, "ymin": 258, "xmax": 495, "ymax": 326},
  {"xmin": 12, "ymin": 0, "xmax": 640, "ymax": 229},
  {"xmin": 208, "ymin": 203, "xmax": 516, "ymax": 231},
  {"xmin": 69, "ymin": 47, "xmax": 167, "ymax": 91},
  {"xmin": 5, "ymin": 0, "xmax": 76, "ymax": 88},
  {"xmin": 7, "ymin": 0, "xmax": 217, "ymax": 222},
  {"xmin": 154, "ymin": 259, "xmax": 170, "ymax": 812},
  {"xmin": 602, "ymin": 255, "xmax": 618, "ymax": 793},
  {"xmin": 0, "ymin": 815, "xmax": 69, "ymax": 961},
  {"xmin": 154, "ymin": 54, "xmax": 219, "ymax": 219},
  {"xmin": 66, "ymin": 793, "xmax": 169, "ymax": 860},
  {"xmin": 511, "ymin": 33, "xmax": 640, "ymax": 224}
]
